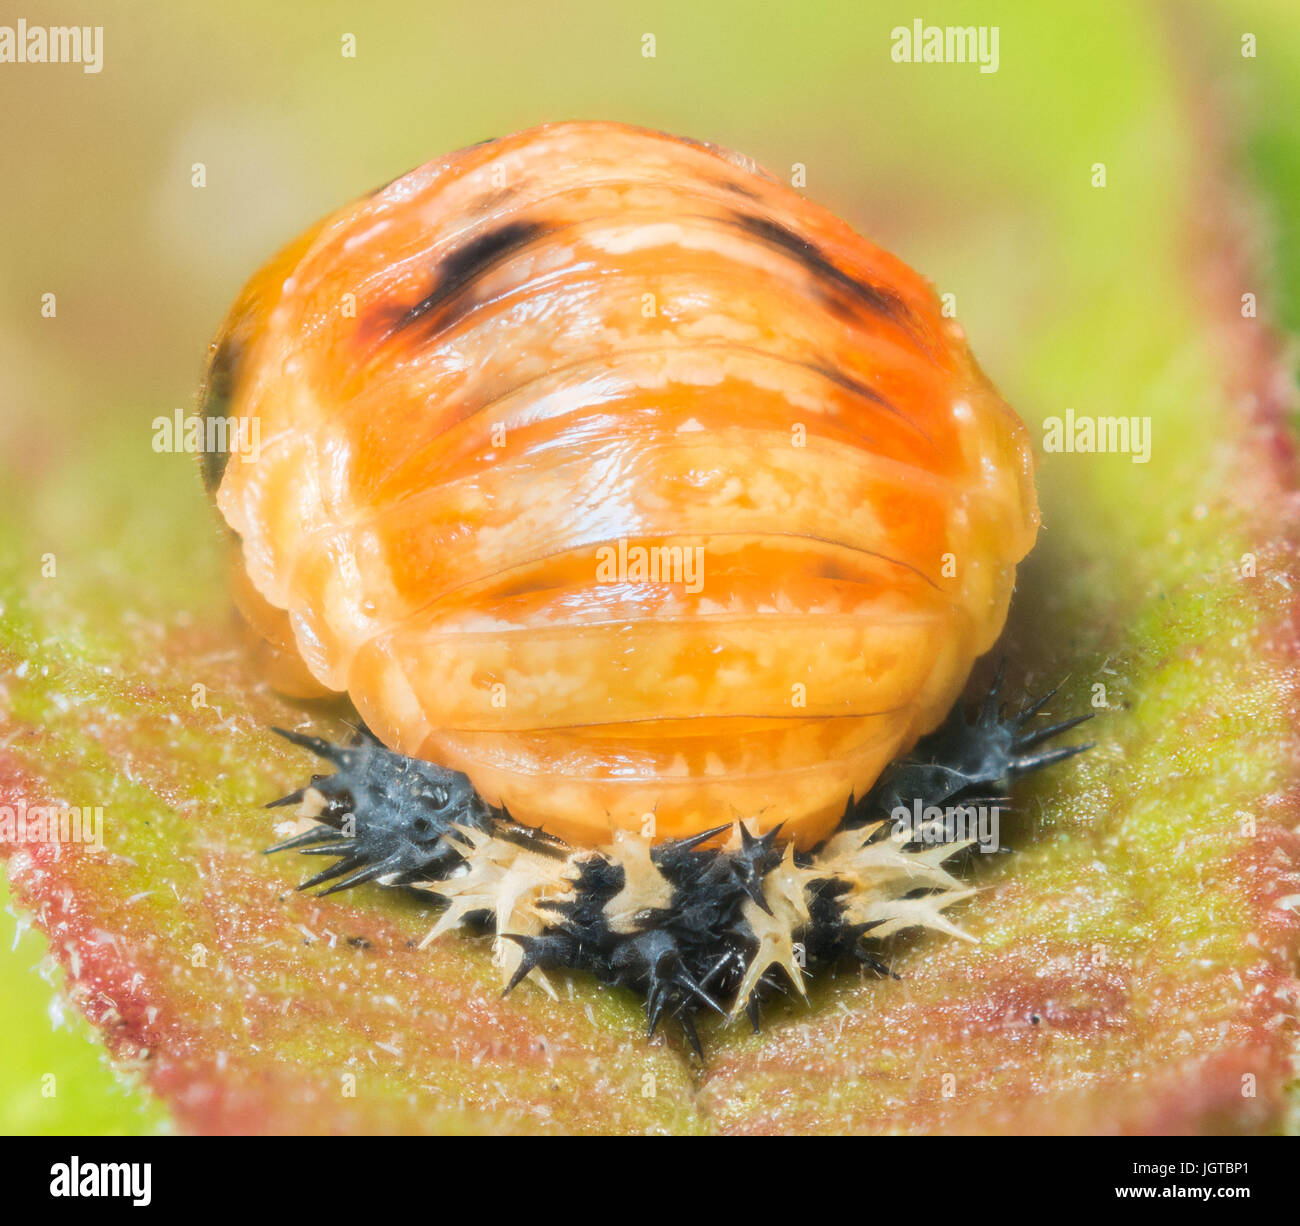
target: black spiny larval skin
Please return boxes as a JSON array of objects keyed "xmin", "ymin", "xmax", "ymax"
[
  {"xmin": 265, "ymin": 728, "xmax": 495, "ymax": 892},
  {"xmin": 266, "ymin": 674, "xmax": 1091, "ymax": 1056}
]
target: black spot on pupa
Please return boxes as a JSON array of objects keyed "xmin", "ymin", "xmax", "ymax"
[
  {"xmin": 197, "ymin": 331, "xmax": 244, "ymax": 496},
  {"xmin": 809, "ymin": 361, "xmax": 908, "ymax": 417},
  {"xmin": 793, "ymin": 360, "xmax": 936, "ymax": 450},
  {"xmin": 383, "ymin": 218, "xmax": 549, "ymax": 342},
  {"xmin": 731, "ymin": 212, "xmax": 918, "ymax": 340},
  {"xmin": 720, "ymin": 177, "xmax": 762, "ymax": 201}
]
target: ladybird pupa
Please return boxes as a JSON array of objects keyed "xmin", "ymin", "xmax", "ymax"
[
  {"xmin": 208, "ymin": 122, "xmax": 1083, "ymax": 1047},
  {"xmin": 207, "ymin": 121, "xmax": 1038, "ymax": 851}
]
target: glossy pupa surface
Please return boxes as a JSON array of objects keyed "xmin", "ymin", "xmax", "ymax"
[{"xmin": 206, "ymin": 121, "xmax": 1038, "ymax": 849}]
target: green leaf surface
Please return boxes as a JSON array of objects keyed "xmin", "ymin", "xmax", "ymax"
[{"xmin": 2, "ymin": 0, "xmax": 1298, "ymax": 1133}]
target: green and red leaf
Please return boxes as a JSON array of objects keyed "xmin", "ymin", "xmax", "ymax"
[{"xmin": 2, "ymin": 0, "xmax": 1298, "ymax": 1133}]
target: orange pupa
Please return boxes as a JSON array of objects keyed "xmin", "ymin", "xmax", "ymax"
[
  {"xmin": 207, "ymin": 120, "xmax": 1037, "ymax": 848},
  {"xmin": 204, "ymin": 123, "xmax": 1080, "ymax": 1045}
]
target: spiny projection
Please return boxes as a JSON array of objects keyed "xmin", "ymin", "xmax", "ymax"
[{"xmin": 265, "ymin": 673, "xmax": 1090, "ymax": 1056}]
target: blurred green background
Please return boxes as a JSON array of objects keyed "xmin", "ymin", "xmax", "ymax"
[{"xmin": 1, "ymin": 0, "xmax": 1296, "ymax": 1133}]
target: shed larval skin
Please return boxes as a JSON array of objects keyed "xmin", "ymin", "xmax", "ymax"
[{"xmin": 209, "ymin": 121, "xmax": 1038, "ymax": 849}]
